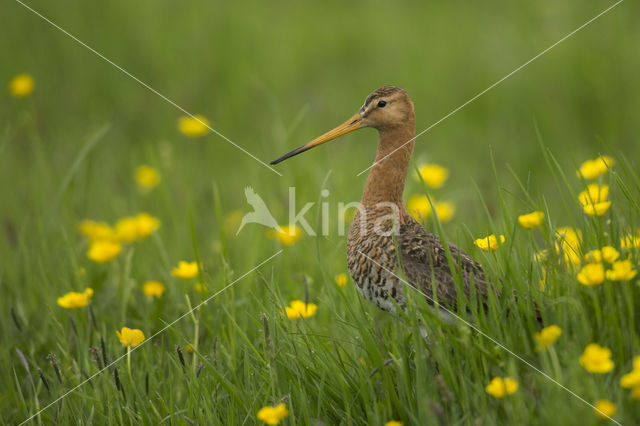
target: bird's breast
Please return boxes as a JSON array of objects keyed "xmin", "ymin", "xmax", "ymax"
[{"xmin": 346, "ymin": 208, "xmax": 406, "ymax": 313}]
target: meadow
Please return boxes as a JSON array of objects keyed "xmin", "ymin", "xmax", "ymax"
[{"xmin": 2, "ymin": 0, "xmax": 640, "ymax": 424}]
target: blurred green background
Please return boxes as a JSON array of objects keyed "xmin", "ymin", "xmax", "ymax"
[
  {"xmin": 2, "ymin": 0, "xmax": 638, "ymax": 328},
  {"xmin": 2, "ymin": 0, "xmax": 638, "ymax": 225},
  {"xmin": 1, "ymin": 0, "xmax": 639, "ymax": 422},
  {"xmin": 3, "ymin": 0, "xmax": 638, "ymax": 273}
]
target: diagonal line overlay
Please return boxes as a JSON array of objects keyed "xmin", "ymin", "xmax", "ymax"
[
  {"xmin": 357, "ymin": 250, "xmax": 621, "ymax": 425},
  {"xmin": 19, "ymin": 250, "xmax": 283, "ymax": 425},
  {"xmin": 14, "ymin": 0, "xmax": 282, "ymax": 176},
  {"xmin": 357, "ymin": 0, "xmax": 624, "ymax": 176}
]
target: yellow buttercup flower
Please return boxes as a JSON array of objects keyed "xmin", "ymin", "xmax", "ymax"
[
  {"xmin": 578, "ymin": 184, "xmax": 610, "ymax": 216},
  {"xmin": 87, "ymin": 240, "xmax": 122, "ymax": 263},
  {"xmin": 78, "ymin": 220, "xmax": 117, "ymax": 242},
  {"xmin": 384, "ymin": 422, "xmax": 403, "ymax": 426},
  {"xmin": 335, "ymin": 273, "xmax": 348, "ymax": 288},
  {"xmin": 586, "ymin": 246, "xmax": 619, "ymax": 264},
  {"xmin": 269, "ymin": 225, "xmax": 302, "ymax": 246},
  {"xmin": 579, "ymin": 343, "xmax": 614, "ymax": 373},
  {"xmin": 621, "ymin": 233, "xmax": 640, "ymax": 249},
  {"xmin": 434, "ymin": 201, "xmax": 455, "ymax": 223},
  {"xmin": 620, "ymin": 356, "xmax": 640, "ymax": 389},
  {"xmin": 593, "ymin": 399, "xmax": 616, "ymax": 419},
  {"xmin": 485, "ymin": 377, "xmax": 518, "ymax": 398},
  {"xmin": 474, "ymin": 234, "xmax": 505, "ymax": 252},
  {"xmin": 57, "ymin": 288, "xmax": 93, "ymax": 309},
  {"xmin": 178, "ymin": 114, "xmax": 211, "ymax": 137},
  {"xmin": 415, "ymin": 163, "xmax": 449, "ymax": 188},
  {"xmin": 134, "ymin": 213, "xmax": 161, "ymax": 239},
  {"xmin": 584, "ymin": 249, "xmax": 602, "ymax": 263},
  {"xmin": 577, "ymin": 155, "xmax": 614, "ymax": 179},
  {"xmin": 556, "ymin": 227, "xmax": 582, "ymax": 248},
  {"xmin": 578, "ymin": 184, "xmax": 609, "ymax": 205},
  {"xmin": 518, "ymin": 211, "xmax": 544, "ymax": 230},
  {"xmin": 9, "ymin": 73, "xmax": 34, "ymax": 98},
  {"xmin": 576, "ymin": 263, "xmax": 605, "ymax": 286},
  {"xmin": 116, "ymin": 327, "xmax": 145, "ymax": 348},
  {"xmin": 534, "ymin": 325, "xmax": 562, "ymax": 350},
  {"xmin": 606, "ymin": 260, "xmax": 637, "ymax": 282},
  {"xmin": 562, "ymin": 251, "xmax": 581, "ymax": 269},
  {"xmin": 195, "ymin": 283, "xmax": 208, "ymax": 294},
  {"xmin": 171, "ymin": 261, "xmax": 201, "ymax": 279},
  {"xmin": 285, "ymin": 300, "xmax": 317, "ymax": 319},
  {"xmin": 114, "ymin": 217, "xmax": 138, "ymax": 243},
  {"xmin": 555, "ymin": 227, "xmax": 582, "ymax": 268},
  {"xmin": 583, "ymin": 201, "xmax": 611, "ymax": 217},
  {"xmin": 257, "ymin": 403, "xmax": 289, "ymax": 425},
  {"xmin": 407, "ymin": 196, "xmax": 454, "ymax": 223},
  {"xmin": 407, "ymin": 194, "xmax": 430, "ymax": 221},
  {"xmin": 601, "ymin": 246, "xmax": 620, "ymax": 263},
  {"xmin": 142, "ymin": 281, "xmax": 165, "ymax": 298},
  {"xmin": 115, "ymin": 213, "xmax": 160, "ymax": 243},
  {"xmin": 135, "ymin": 165, "xmax": 160, "ymax": 190}
]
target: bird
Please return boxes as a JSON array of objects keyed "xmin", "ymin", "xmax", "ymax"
[{"xmin": 271, "ymin": 86, "xmax": 528, "ymax": 322}]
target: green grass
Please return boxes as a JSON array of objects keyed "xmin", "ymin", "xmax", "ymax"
[{"xmin": 2, "ymin": 0, "xmax": 640, "ymax": 424}]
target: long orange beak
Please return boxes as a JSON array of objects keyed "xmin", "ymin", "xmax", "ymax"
[{"xmin": 270, "ymin": 113, "xmax": 365, "ymax": 164}]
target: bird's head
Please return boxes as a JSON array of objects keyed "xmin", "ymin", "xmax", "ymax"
[
  {"xmin": 270, "ymin": 86, "xmax": 414, "ymax": 165},
  {"xmin": 358, "ymin": 86, "xmax": 415, "ymax": 130}
]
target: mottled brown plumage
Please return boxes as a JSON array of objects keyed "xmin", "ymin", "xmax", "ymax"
[{"xmin": 272, "ymin": 86, "xmax": 493, "ymax": 317}]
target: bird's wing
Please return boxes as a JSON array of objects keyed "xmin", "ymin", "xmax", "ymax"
[{"xmin": 398, "ymin": 218, "xmax": 489, "ymax": 312}]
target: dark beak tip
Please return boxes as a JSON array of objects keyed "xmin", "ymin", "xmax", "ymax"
[
  {"xmin": 270, "ymin": 145, "xmax": 306, "ymax": 165},
  {"xmin": 270, "ymin": 155, "xmax": 287, "ymax": 165}
]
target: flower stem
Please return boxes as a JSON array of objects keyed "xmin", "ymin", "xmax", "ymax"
[
  {"xmin": 185, "ymin": 294, "xmax": 200, "ymax": 375},
  {"xmin": 193, "ymin": 306, "xmax": 200, "ymax": 375}
]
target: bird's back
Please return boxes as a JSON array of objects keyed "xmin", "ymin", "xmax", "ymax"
[{"xmin": 398, "ymin": 216, "xmax": 489, "ymax": 312}]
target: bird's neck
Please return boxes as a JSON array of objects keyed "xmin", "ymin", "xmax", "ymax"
[{"xmin": 361, "ymin": 124, "xmax": 415, "ymax": 207}]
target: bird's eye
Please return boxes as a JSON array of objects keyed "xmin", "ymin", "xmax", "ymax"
[{"xmin": 377, "ymin": 100, "xmax": 387, "ymax": 108}]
